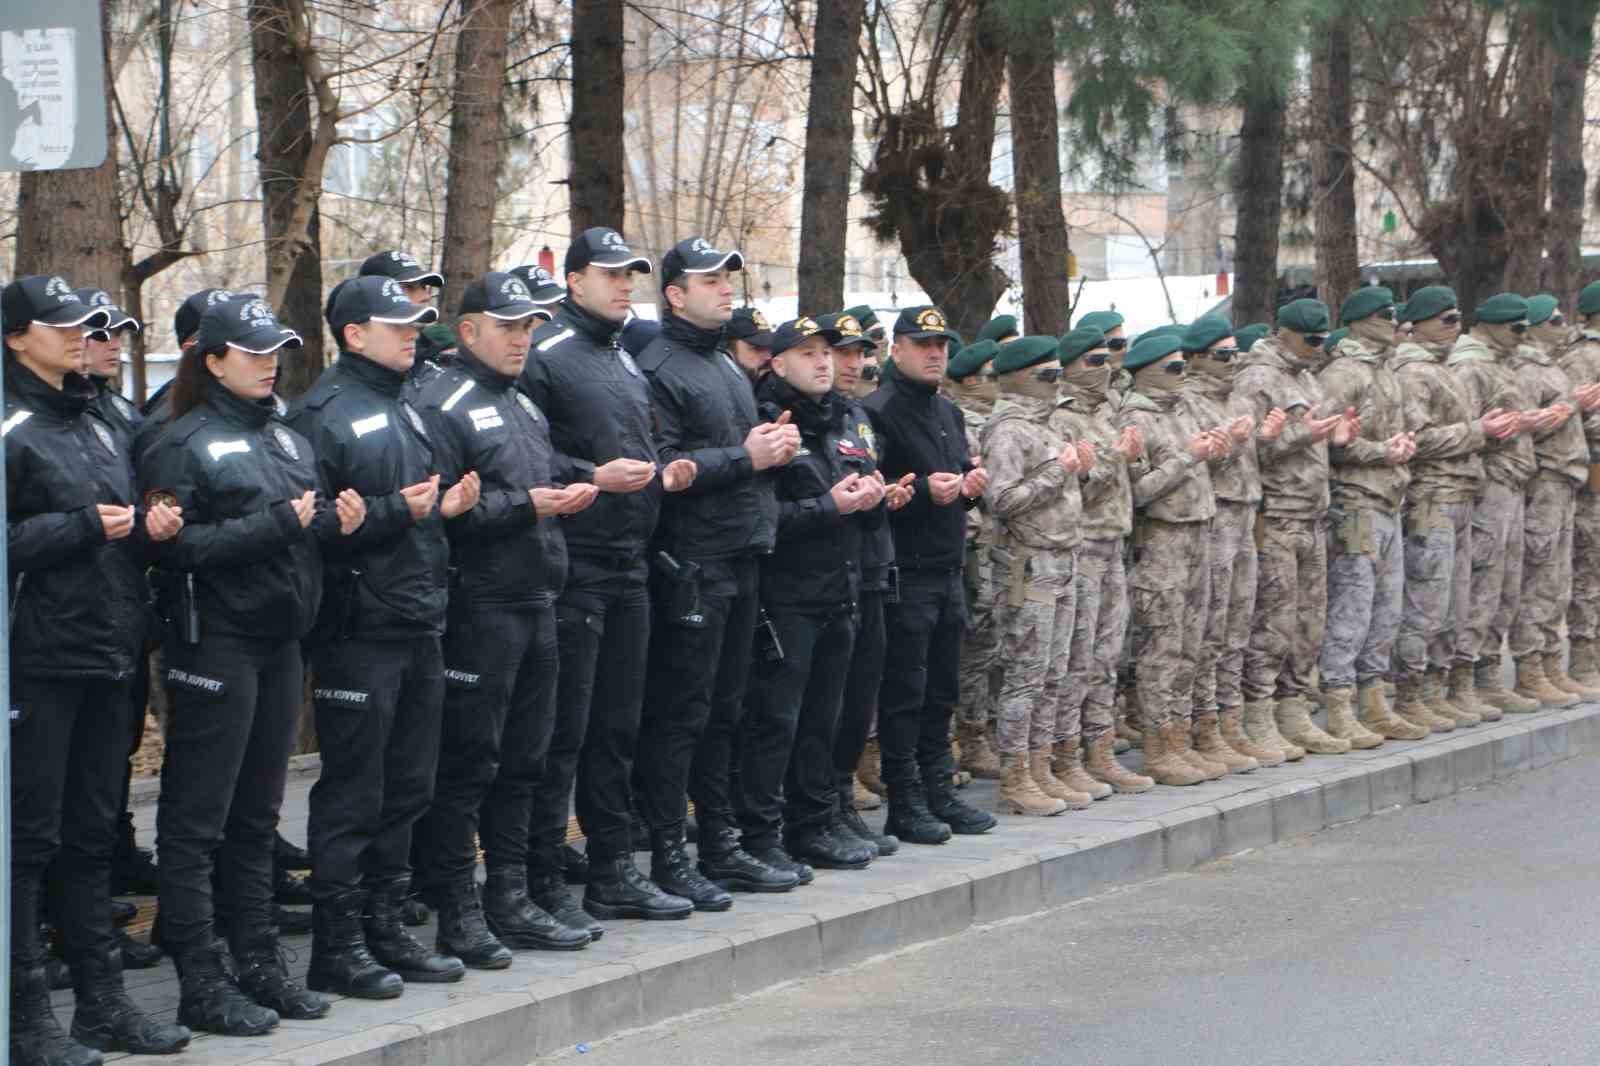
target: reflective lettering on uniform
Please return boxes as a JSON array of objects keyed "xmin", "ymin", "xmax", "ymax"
[
  {"xmin": 167, "ymin": 668, "xmax": 225, "ymax": 694},
  {"xmin": 443, "ymin": 668, "xmax": 480, "ymax": 687},
  {"xmin": 537, "ymin": 328, "xmax": 575, "ymax": 352},
  {"xmin": 441, "ymin": 380, "xmax": 474, "ymax": 413},
  {"xmin": 468, "ymin": 406, "xmax": 504, "ymax": 432},
  {"xmin": 314, "ymin": 687, "xmax": 370, "ymax": 704},
  {"xmin": 1, "ymin": 410, "xmax": 32, "ymax": 437},
  {"xmin": 351, "ymin": 413, "xmax": 389, "ymax": 437},
  {"xmin": 207, "ymin": 439, "xmax": 251, "ymax": 461}
]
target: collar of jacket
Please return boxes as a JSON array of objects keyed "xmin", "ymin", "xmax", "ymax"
[
  {"xmin": 660, "ymin": 311, "xmax": 727, "ymax": 354},
  {"xmin": 205, "ymin": 378, "xmax": 276, "ymax": 429},
  {"xmin": 991, "ymin": 392, "xmax": 1055, "ymax": 422},
  {"xmin": 1239, "ymin": 334, "xmax": 1304, "ymax": 374},
  {"xmin": 1445, "ymin": 334, "xmax": 1498, "ymax": 368},
  {"xmin": 1512, "ymin": 341, "xmax": 1552, "ymax": 367},
  {"xmin": 336, "ymin": 349, "xmax": 408, "ymax": 398},
  {"xmin": 1185, "ymin": 370, "xmax": 1232, "ymax": 401},
  {"xmin": 1120, "ymin": 389, "xmax": 1168, "ymax": 414},
  {"xmin": 4, "ymin": 360, "xmax": 92, "ymax": 419},
  {"xmin": 456, "ymin": 345, "xmax": 516, "ymax": 394},
  {"xmin": 888, "ymin": 370, "xmax": 939, "ymax": 407},
  {"xmin": 1332, "ymin": 336, "xmax": 1381, "ymax": 365},
  {"xmin": 557, "ymin": 297, "xmax": 624, "ymax": 347},
  {"xmin": 759, "ymin": 372, "xmax": 834, "ymax": 433}
]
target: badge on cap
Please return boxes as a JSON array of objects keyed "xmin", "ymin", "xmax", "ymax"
[
  {"xmin": 91, "ymin": 421, "xmax": 116, "ymax": 456},
  {"xmin": 381, "ymin": 279, "xmax": 407, "ymax": 303},
  {"xmin": 239, "ymin": 298, "xmax": 275, "ymax": 324},
  {"xmin": 392, "ymin": 251, "xmax": 421, "ymax": 268},
  {"xmin": 45, "ymin": 276, "xmax": 72, "ymax": 302},
  {"xmin": 602, "ymin": 230, "xmax": 627, "ymax": 250},
  {"xmin": 917, "ymin": 308, "xmax": 948, "ymax": 332},
  {"xmin": 691, "ymin": 237, "xmax": 713, "ymax": 255},
  {"xmin": 272, "ymin": 426, "xmax": 300, "ymax": 461},
  {"xmin": 515, "ymin": 391, "xmax": 540, "ymax": 422},
  {"xmin": 794, "ymin": 317, "xmax": 819, "ymax": 335},
  {"xmin": 87, "ymin": 290, "xmax": 113, "ymax": 308},
  {"xmin": 144, "ymin": 488, "xmax": 179, "ymax": 510},
  {"xmin": 838, "ymin": 315, "xmax": 862, "ymax": 338},
  {"xmin": 752, "ymin": 309, "xmax": 771, "ymax": 331},
  {"xmin": 502, "ymin": 277, "xmax": 532, "ymax": 300}
]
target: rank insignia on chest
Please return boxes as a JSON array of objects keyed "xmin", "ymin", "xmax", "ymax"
[
  {"xmin": 91, "ymin": 421, "xmax": 116, "ymax": 456},
  {"xmin": 516, "ymin": 392, "xmax": 540, "ymax": 421}
]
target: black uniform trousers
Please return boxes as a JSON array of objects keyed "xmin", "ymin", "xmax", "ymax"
[
  {"xmin": 306, "ymin": 634, "xmax": 445, "ymax": 900},
  {"xmin": 737, "ymin": 604, "xmax": 857, "ymax": 850},
  {"xmin": 877, "ymin": 568, "xmax": 964, "ymax": 788},
  {"xmin": 529, "ymin": 553, "xmax": 649, "ymax": 869},
  {"xmin": 635, "ymin": 554, "xmax": 759, "ymax": 841},
  {"xmin": 833, "ymin": 587, "xmax": 886, "ymax": 797},
  {"xmin": 157, "ymin": 635, "xmax": 301, "ymax": 949},
  {"xmin": 414, "ymin": 601, "xmax": 559, "ymax": 892},
  {"xmin": 10, "ymin": 676, "xmax": 135, "ymax": 964}
]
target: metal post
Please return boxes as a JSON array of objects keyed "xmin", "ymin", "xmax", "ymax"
[{"xmin": 2, "ymin": 290, "xmax": 11, "ymax": 1062}]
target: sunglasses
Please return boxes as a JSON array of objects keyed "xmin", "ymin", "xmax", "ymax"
[
  {"xmin": 1032, "ymin": 367, "xmax": 1065, "ymax": 383},
  {"xmin": 1439, "ymin": 312, "xmax": 1463, "ymax": 325},
  {"xmin": 1084, "ymin": 352, "xmax": 1110, "ymax": 367},
  {"xmin": 1375, "ymin": 308, "xmax": 1397, "ymax": 321},
  {"xmin": 1510, "ymin": 322, "xmax": 1530, "ymax": 335},
  {"xmin": 1551, "ymin": 314, "xmax": 1567, "ymax": 326},
  {"xmin": 1161, "ymin": 361, "xmax": 1186, "ymax": 375},
  {"xmin": 1208, "ymin": 346, "xmax": 1239, "ymax": 360},
  {"xmin": 1303, "ymin": 334, "xmax": 1328, "ymax": 349},
  {"xmin": 1105, "ymin": 337, "xmax": 1128, "ymax": 351}
]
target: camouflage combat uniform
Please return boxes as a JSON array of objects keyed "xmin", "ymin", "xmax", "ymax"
[
  {"xmin": 1558, "ymin": 330, "xmax": 1600, "ymax": 652},
  {"xmin": 949, "ymin": 388, "xmax": 1001, "ymax": 733}
]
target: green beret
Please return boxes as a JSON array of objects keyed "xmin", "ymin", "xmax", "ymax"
[
  {"xmin": 844, "ymin": 304, "xmax": 878, "ymax": 329},
  {"xmin": 1526, "ymin": 294, "xmax": 1559, "ymax": 326},
  {"xmin": 1339, "ymin": 286, "xmax": 1394, "ymax": 325},
  {"xmin": 1124, "ymin": 333, "xmax": 1184, "ymax": 373},
  {"xmin": 1474, "ymin": 292, "xmax": 1529, "ymax": 325},
  {"xmin": 1399, "ymin": 285, "xmax": 1457, "ymax": 323},
  {"xmin": 1131, "ymin": 324, "xmax": 1185, "ymax": 348},
  {"xmin": 946, "ymin": 338, "xmax": 994, "ymax": 380},
  {"xmin": 1076, "ymin": 310, "xmax": 1124, "ymax": 334},
  {"xmin": 1324, "ymin": 327, "xmax": 1348, "ymax": 353},
  {"xmin": 977, "ymin": 314, "xmax": 1018, "ymax": 344},
  {"xmin": 1580, "ymin": 282, "xmax": 1600, "ymax": 317},
  {"xmin": 1058, "ymin": 327, "xmax": 1106, "ymax": 367},
  {"xmin": 1180, "ymin": 315, "xmax": 1233, "ymax": 354},
  {"xmin": 991, "ymin": 334, "xmax": 1059, "ymax": 375},
  {"xmin": 1276, "ymin": 298, "xmax": 1330, "ymax": 334},
  {"xmin": 1235, "ymin": 323, "xmax": 1270, "ymax": 352}
]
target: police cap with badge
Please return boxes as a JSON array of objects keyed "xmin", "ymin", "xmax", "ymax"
[
  {"xmin": 893, "ymin": 305, "xmax": 960, "ymax": 342},
  {"xmin": 565, "ymin": 227, "xmax": 653, "ymax": 276},
  {"xmin": 2, "ymin": 275, "xmax": 114, "ymax": 335},
  {"xmin": 195, "ymin": 295, "xmax": 306, "ymax": 357},
  {"xmin": 328, "ymin": 276, "xmax": 441, "ymax": 342},
  {"xmin": 175, "ymin": 288, "xmax": 236, "ymax": 348},
  {"xmin": 74, "ymin": 287, "xmax": 141, "ymax": 339},
  {"xmin": 727, "ymin": 307, "xmax": 777, "ymax": 349},
  {"xmin": 659, "ymin": 237, "xmax": 743, "ymax": 291},
  {"xmin": 508, "ymin": 264, "xmax": 565, "ymax": 323},
  {"xmin": 460, "ymin": 272, "xmax": 546, "ymax": 321},
  {"xmin": 360, "ymin": 249, "xmax": 443, "ymax": 289},
  {"xmin": 814, "ymin": 311, "xmax": 877, "ymax": 350}
]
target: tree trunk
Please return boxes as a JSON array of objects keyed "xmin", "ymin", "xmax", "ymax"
[
  {"xmin": 440, "ymin": 0, "xmax": 514, "ymax": 314},
  {"xmin": 1499, "ymin": 30, "xmax": 1555, "ymax": 297},
  {"xmin": 1544, "ymin": 1, "xmax": 1594, "ymax": 312},
  {"xmin": 1006, "ymin": 12, "xmax": 1070, "ymax": 338},
  {"xmin": 250, "ymin": 0, "xmax": 326, "ymax": 397},
  {"xmin": 796, "ymin": 0, "xmax": 865, "ymax": 314},
  {"xmin": 1309, "ymin": 11, "xmax": 1359, "ymax": 318},
  {"xmin": 1231, "ymin": 87, "xmax": 1287, "ymax": 327},
  {"xmin": 568, "ymin": 0, "xmax": 625, "ymax": 238},
  {"xmin": 14, "ymin": 0, "xmax": 123, "ymax": 291}
]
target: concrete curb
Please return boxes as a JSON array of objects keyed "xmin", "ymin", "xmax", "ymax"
[{"xmin": 130, "ymin": 703, "xmax": 1600, "ymax": 1066}]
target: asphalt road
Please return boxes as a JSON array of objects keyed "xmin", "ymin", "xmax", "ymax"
[{"xmin": 552, "ymin": 752, "xmax": 1600, "ymax": 1066}]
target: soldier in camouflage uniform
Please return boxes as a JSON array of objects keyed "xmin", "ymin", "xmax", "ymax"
[
  {"xmin": 1234, "ymin": 299, "xmax": 1358, "ymax": 755},
  {"xmin": 1050, "ymin": 328, "xmax": 1154, "ymax": 794},
  {"xmin": 980, "ymin": 336, "xmax": 1088, "ymax": 816},
  {"xmin": 941, "ymin": 339, "xmax": 1003, "ymax": 778},
  {"xmin": 1116, "ymin": 333, "xmax": 1225, "ymax": 786},
  {"xmin": 1557, "ymin": 282, "xmax": 1600, "ymax": 690},
  {"xmin": 1317, "ymin": 288, "xmax": 1426, "ymax": 744}
]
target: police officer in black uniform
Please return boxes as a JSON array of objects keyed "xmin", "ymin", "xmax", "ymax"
[
  {"xmin": 412, "ymin": 273, "xmax": 597, "ymax": 965},
  {"xmin": 4, "ymin": 276, "xmax": 191, "ymax": 1064},
  {"xmin": 519, "ymin": 227, "xmax": 699, "ymax": 924},
  {"xmin": 135, "ymin": 287, "xmax": 238, "ymax": 460},
  {"xmin": 634, "ymin": 237, "xmax": 800, "ymax": 904},
  {"xmin": 74, "ymin": 289, "xmax": 143, "ymax": 447},
  {"xmin": 359, "ymin": 249, "xmax": 444, "ymax": 305},
  {"xmin": 289, "ymin": 275, "xmax": 478, "ymax": 997},
  {"xmin": 138, "ymin": 296, "xmax": 357, "ymax": 1033},
  {"xmin": 861, "ymin": 306, "xmax": 995, "ymax": 843}
]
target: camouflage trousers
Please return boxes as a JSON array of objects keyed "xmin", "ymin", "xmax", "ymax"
[
  {"xmin": 1568, "ymin": 487, "xmax": 1600, "ymax": 642},
  {"xmin": 1510, "ymin": 474, "xmax": 1579, "ymax": 660},
  {"xmin": 1319, "ymin": 506, "xmax": 1403, "ymax": 691},
  {"xmin": 1243, "ymin": 515, "xmax": 1326, "ymax": 701},
  {"xmin": 1060, "ymin": 537, "xmax": 1126, "ymax": 742},
  {"xmin": 1132, "ymin": 519, "xmax": 1210, "ymax": 729},
  {"xmin": 956, "ymin": 547, "xmax": 1001, "ymax": 727},
  {"xmin": 1465, "ymin": 480, "xmax": 1524, "ymax": 670},
  {"xmin": 991, "ymin": 547, "xmax": 1077, "ymax": 755},
  {"xmin": 1197, "ymin": 500, "xmax": 1258, "ymax": 712},
  {"xmin": 1394, "ymin": 498, "xmax": 1471, "ymax": 678}
]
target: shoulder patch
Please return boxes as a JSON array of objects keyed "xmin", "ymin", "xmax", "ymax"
[
  {"xmin": 537, "ymin": 328, "xmax": 575, "ymax": 353},
  {"xmin": 1, "ymin": 410, "xmax": 32, "ymax": 437}
]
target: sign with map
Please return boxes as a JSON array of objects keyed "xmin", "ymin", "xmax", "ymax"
[{"xmin": 0, "ymin": 0, "xmax": 105, "ymax": 172}]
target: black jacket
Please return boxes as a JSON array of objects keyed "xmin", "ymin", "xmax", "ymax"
[
  {"xmin": 418, "ymin": 347, "xmax": 570, "ymax": 608},
  {"xmin": 91, "ymin": 377, "xmax": 143, "ymax": 452},
  {"xmin": 288, "ymin": 351, "xmax": 450, "ymax": 640},
  {"xmin": 4, "ymin": 363, "xmax": 148, "ymax": 680},
  {"xmin": 859, "ymin": 373, "xmax": 975, "ymax": 571},
  {"xmin": 637, "ymin": 313, "xmax": 775, "ymax": 562},
  {"xmin": 138, "ymin": 382, "xmax": 325, "ymax": 643},
  {"xmin": 755, "ymin": 375, "xmax": 884, "ymax": 610},
  {"xmin": 837, "ymin": 392, "xmax": 896, "ymax": 590},
  {"xmin": 519, "ymin": 299, "xmax": 662, "ymax": 561}
]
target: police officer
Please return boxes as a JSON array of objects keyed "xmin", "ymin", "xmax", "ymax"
[
  {"xmin": 5, "ymin": 275, "xmax": 190, "ymax": 1063},
  {"xmin": 290, "ymin": 275, "xmax": 476, "ymax": 996},
  {"xmin": 742, "ymin": 315, "xmax": 887, "ymax": 869},
  {"xmin": 138, "ymin": 296, "xmax": 353, "ymax": 1032},
  {"xmin": 726, "ymin": 306, "xmax": 778, "ymax": 384},
  {"xmin": 360, "ymin": 249, "xmax": 444, "ymax": 306},
  {"xmin": 136, "ymin": 287, "xmax": 238, "ymax": 458},
  {"xmin": 635, "ymin": 237, "xmax": 800, "ymax": 903},
  {"xmin": 519, "ymin": 227, "xmax": 698, "ymax": 924},
  {"xmin": 412, "ymin": 273, "xmax": 598, "ymax": 964},
  {"xmin": 861, "ymin": 306, "xmax": 993, "ymax": 843}
]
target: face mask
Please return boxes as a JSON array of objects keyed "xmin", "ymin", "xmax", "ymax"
[
  {"xmin": 953, "ymin": 374, "xmax": 999, "ymax": 408},
  {"xmin": 1134, "ymin": 360, "xmax": 1186, "ymax": 398},
  {"xmin": 1351, "ymin": 315, "xmax": 1397, "ymax": 352},
  {"xmin": 1000, "ymin": 367, "xmax": 1059, "ymax": 403},
  {"xmin": 1189, "ymin": 353, "xmax": 1234, "ymax": 383},
  {"xmin": 1063, "ymin": 360, "xmax": 1110, "ymax": 401}
]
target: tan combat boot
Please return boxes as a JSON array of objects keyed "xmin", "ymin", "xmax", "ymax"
[
  {"xmin": 1357, "ymin": 681, "xmax": 1428, "ymax": 741},
  {"xmin": 857, "ymin": 739, "xmax": 886, "ymax": 796},
  {"xmin": 955, "ymin": 720, "xmax": 1002, "ymax": 779},
  {"xmin": 1322, "ymin": 687, "xmax": 1384, "ymax": 749},
  {"xmin": 1393, "ymin": 674, "xmax": 1455, "ymax": 733},
  {"xmin": 1169, "ymin": 715, "xmax": 1227, "ymax": 779},
  {"xmin": 1243, "ymin": 698, "xmax": 1304, "ymax": 761},
  {"xmin": 1447, "ymin": 663, "xmax": 1501, "ymax": 722},
  {"xmin": 997, "ymin": 754, "xmax": 1067, "ymax": 816},
  {"xmin": 1116, "ymin": 690, "xmax": 1143, "ymax": 749},
  {"xmin": 1427, "ymin": 668, "xmax": 1480, "ymax": 727},
  {"xmin": 1083, "ymin": 732, "xmax": 1154, "ymax": 793},
  {"xmin": 1050, "ymin": 737, "xmax": 1112, "ymax": 800},
  {"xmin": 853, "ymin": 776, "xmax": 881, "ymax": 811},
  {"xmin": 1219, "ymin": 705, "xmax": 1284, "ymax": 766},
  {"xmin": 1030, "ymin": 748, "xmax": 1094, "ymax": 809},
  {"xmin": 1275, "ymin": 696, "xmax": 1351, "ymax": 754},
  {"xmin": 1193, "ymin": 710, "xmax": 1258, "ymax": 772},
  {"xmin": 1515, "ymin": 657, "xmax": 1577, "ymax": 708},
  {"xmin": 1544, "ymin": 651, "xmax": 1600, "ymax": 700},
  {"xmin": 1476, "ymin": 663, "xmax": 1541, "ymax": 714},
  {"xmin": 1141, "ymin": 721, "xmax": 1205, "ymax": 786},
  {"xmin": 1569, "ymin": 638, "xmax": 1600, "ymax": 689}
]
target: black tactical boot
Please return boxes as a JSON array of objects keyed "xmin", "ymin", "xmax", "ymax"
[
  {"xmin": 884, "ymin": 778, "xmax": 953, "ymax": 845},
  {"xmin": 529, "ymin": 871, "xmax": 605, "ymax": 941},
  {"xmin": 785, "ymin": 823, "xmax": 874, "ymax": 870},
  {"xmin": 306, "ymin": 892, "xmax": 403, "ymax": 999},
  {"xmin": 697, "ymin": 827, "xmax": 798, "ymax": 893},
  {"xmin": 834, "ymin": 804, "xmax": 899, "ymax": 857},
  {"xmin": 434, "ymin": 880, "xmax": 512, "ymax": 970},
  {"xmin": 561, "ymin": 844, "xmax": 591, "ymax": 885},
  {"xmin": 583, "ymin": 854, "xmax": 694, "ymax": 920},
  {"xmin": 274, "ymin": 832, "xmax": 311, "ymax": 871},
  {"xmin": 483, "ymin": 867, "xmax": 590, "ymax": 950},
  {"xmin": 745, "ymin": 844, "xmax": 815, "ymax": 886},
  {"xmin": 116, "ymin": 928, "xmax": 163, "ymax": 970},
  {"xmin": 364, "ymin": 878, "xmax": 466, "ymax": 982},
  {"xmin": 11, "ymin": 959, "xmax": 103, "ymax": 1066},
  {"xmin": 650, "ymin": 830, "xmax": 733, "ymax": 912},
  {"xmin": 924, "ymin": 760, "xmax": 996, "ymax": 835},
  {"xmin": 111, "ymin": 817, "xmax": 160, "ymax": 897},
  {"xmin": 174, "ymin": 939, "xmax": 279, "ymax": 1036},
  {"xmin": 234, "ymin": 934, "xmax": 331, "ymax": 1020},
  {"xmin": 69, "ymin": 948, "xmax": 191, "ymax": 1054}
]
